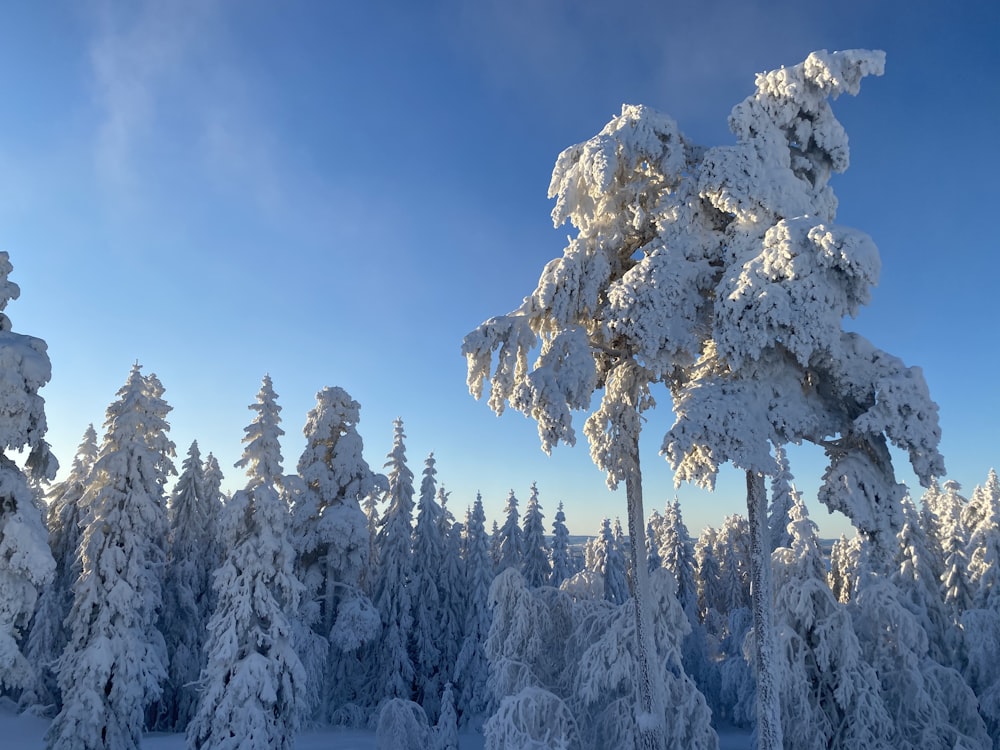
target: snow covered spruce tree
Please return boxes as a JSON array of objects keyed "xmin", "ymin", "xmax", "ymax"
[
  {"xmin": 25, "ymin": 424, "xmax": 97, "ymax": 709},
  {"xmin": 550, "ymin": 501, "xmax": 573, "ymax": 587},
  {"xmin": 187, "ymin": 375, "xmax": 306, "ymax": 750},
  {"xmin": 0, "ymin": 251, "xmax": 57, "ymax": 703},
  {"xmin": 291, "ymin": 386, "xmax": 382, "ymax": 723},
  {"xmin": 410, "ymin": 454, "xmax": 448, "ymax": 719},
  {"xmin": 453, "ymin": 493, "xmax": 493, "ymax": 724},
  {"xmin": 154, "ymin": 440, "xmax": 215, "ymax": 731},
  {"xmin": 464, "ymin": 48, "xmax": 945, "ymax": 750},
  {"xmin": 772, "ymin": 497, "xmax": 891, "ymax": 749},
  {"xmin": 47, "ymin": 364, "xmax": 175, "ymax": 750},
  {"xmin": 494, "ymin": 489, "xmax": 523, "ymax": 573},
  {"xmin": 520, "ymin": 482, "xmax": 551, "ymax": 587},
  {"xmin": 369, "ymin": 418, "xmax": 416, "ymax": 706}
]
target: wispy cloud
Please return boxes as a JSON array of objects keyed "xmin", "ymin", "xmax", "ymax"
[{"xmin": 88, "ymin": 0, "xmax": 217, "ymax": 188}]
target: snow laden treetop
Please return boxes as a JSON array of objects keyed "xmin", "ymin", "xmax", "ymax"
[{"xmin": 463, "ymin": 49, "xmax": 942, "ymax": 549}]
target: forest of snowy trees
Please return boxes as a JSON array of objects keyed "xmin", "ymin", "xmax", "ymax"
[{"xmin": 1, "ymin": 48, "xmax": 999, "ymax": 750}]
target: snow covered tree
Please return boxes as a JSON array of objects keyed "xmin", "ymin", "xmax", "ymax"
[
  {"xmin": 434, "ymin": 682, "xmax": 459, "ymax": 750},
  {"xmin": 25, "ymin": 424, "xmax": 97, "ymax": 709},
  {"xmin": 772, "ymin": 497, "xmax": 892, "ymax": 749},
  {"xmin": 200, "ymin": 451, "xmax": 224, "ymax": 568},
  {"xmin": 370, "ymin": 418, "xmax": 416, "ymax": 704},
  {"xmin": 291, "ymin": 386, "xmax": 382, "ymax": 722},
  {"xmin": 435, "ymin": 488, "xmax": 467, "ymax": 714},
  {"xmin": 550, "ymin": 501, "xmax": 573, "ymax": 587},
  {"xmin": 0, "ymin": 284, "xmax": 58, "ymax": 708},
  {"xmin": 520, "ymin": 482, "xmax": 551, "ymax": 588},
  {"xmin": 453, "ymin": 493, "xmax": 492, "ymax": 724},
  {"xmin": 893, "ymin": 498, "xmax": 951, "ymax": 665},
  {"xmin": 0, "ymin": 251, "xmax": 57, "ymax": 702},
  {"xmin": 596, "ymin": 518, "xmax": 629, "ymax": 605},
  {"xmin": 48, "ymin": 364, "xmax": 175, "ymax": 750},
  {"xmin": 570, "ymin": 568, "xmax": 717, "ymax": 750},
  {"xmin": 411, "ymin": 453, "xmax": 447, "ymax": 718},
  {"xmin": 767, "ymin": 445, "xmax": 799, "ymax": 552},
  {"xmin": 155, "ymin": 440, "xmax": 215, "ymax": 731},
  {"xmin": 495, "ymin": 489, "xmax": 523, "ymax": 573},
  {"xmin": 375, "ymin": 699, "xmax": 430, "ymax": 750},
  {"xmin": 828, "ymin": 533, "xmax": 863, "ymax": 604},
  {"xmin": 485, "ymin": 568, "xmax": 552, "ymax": 702},
  {"xmin": 658, "ymin": 499, "xmax": 698, "ymax": 623},
  {"xmin": 964, "ymin": 469, "xmax": 1000, "ymax": 539},
  {"xmin": 464, "ymin": 50, "xmax": 941, "ymax": 749},
  {"xmin": 186, "ymin": 375, "xmax": 307, "ymax": 750},
  {"xmin": 851, "ymin": 559, "xmax": 989, "ymax": 750}
]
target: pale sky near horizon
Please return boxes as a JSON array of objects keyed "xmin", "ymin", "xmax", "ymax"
[{"xmin": 2, "ymin": 1, "xmax": 997, "ymax": 538}]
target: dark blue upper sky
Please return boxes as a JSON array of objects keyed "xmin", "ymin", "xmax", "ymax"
[{"xmin": 2, "ymin": 0, "xmax": 997, "ymax": 535}]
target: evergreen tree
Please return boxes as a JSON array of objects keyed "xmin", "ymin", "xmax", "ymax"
[
  {"xmin": 495, "ymin": 490, "xmax": 523, "ymax": 573},
  {"xmin": 201, "ymin": 451, "xmax": 225, "ymax": 567},
  {"xmin": 48, "ymin": 364, "xmax": 175, "ymax": 750},
  {"xmin": 851, "ymin": 566, "xmax": 990, "ymax": 750},
  {"xmin": 371, "ymin": 418, "xmax": 416, "ymax": 703},
  {"xmin": 550, "ymin": 501, "xmax": 573, "ymax": 587},
  {"xmin": 187, "ymin": 375, "xmax": 306, "ymax": 750},
  {"xmin": 773, "ymin": 497, "xmax": 892, "ymax": 749},
  {"xmin": 767, "ymin": 444, "xmax": 799, "ymax": 552},
  {"xmin": 411, "ymin": 454, "xmax": 447, "ymax": 718},
  {"xmin": 658, "ymin": 499, "xmax": 698, "ymax": 624},
  {"xmin": 599, "ymin": 518, "xmax": 629, "ymax": 606},
  {"xmin": 0, "ymin": 251, "xmax": 57, "ymax": 703},
  {"xmin": 489, "ymin": 520, "xmax": 502, "ymax": 572},
  {"xmin": 964, "ymin": 469, "xmax": 1000, "ymax": 540},
  {"xmin": 520, "ymin": 482, "xmax": 551, "ymax": 588},
  {"xmin": 155, "ymin": 440, "xmax": 214, "ymax": 731},
  {"xmin": 434, "ymin": 682, "xmax": 459, "ymax": 750},
  {"xmin": 25, "ymin": 425, "xmax": 97, "ymax": 709},
  {"xmin": 453, "ymin": 493, "xmax": 493, "ymax": 723},
  {"xmin": 435, "ymin": 487, "xmax": 467, "ymax": 711},
  {"xmin": 292, "ymin": 386, "xmax": 382, "ymax": 721}
]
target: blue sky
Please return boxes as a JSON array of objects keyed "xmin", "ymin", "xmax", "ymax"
[{"xmin": 2, "ymin": 1, "xmax": 997, "ymax": 537}]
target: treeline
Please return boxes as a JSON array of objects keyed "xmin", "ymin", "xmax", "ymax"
[{"xmin": 9, "ymin": 365, "xmax": 1000, "ymax": 750}]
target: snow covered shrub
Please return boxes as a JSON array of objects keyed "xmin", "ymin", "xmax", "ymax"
[
  {"xmin": 374, "ymin": 699, "xmax": 430, "ymax": 750},
  {"xmin": 433, "ymin": 683, "xmax": 459, "ymax": 750},
  {"xmin": 484, "ymin": 686, "xmax": 579, "ymax": 750},
  {"xmin": 485, "ymin": 568, "xmax": 551, "ymax": 701}
]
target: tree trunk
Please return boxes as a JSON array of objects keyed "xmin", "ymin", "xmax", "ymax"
[
  {"xmin": 746, "ymin": 469, "xmax": 782, "ymax": 750},
  {"xmin": 624, "ymin": 433, "xmax": 666, "ymax": 750}
]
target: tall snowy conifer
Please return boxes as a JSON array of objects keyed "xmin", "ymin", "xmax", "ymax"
[
  {"xmin": 658, "ymin": 499, "xmax": 698, "ymax": 623},
  {"xmin": 371, "ymin": 418, "xmax": 416, "ymax": 703},
  {"xmin": 155, "ymin": 440, "xmax": 214, "ymax": 731},
  {"xmin": 186, "ymin": 375, "xmax": 306, "ymax": 750},
  {"xmin": 48, "ymin": 364, "xmax": 175, "ymax": 750},
  {"xmin": 411, "ymin": 454, "xmax": 447, "ymax": 718},
  {"xmin": 772, "ymin": 498, "xmax": 892, "ymax": 749},
  {"xmin": 435, "ymin": 486, "xmax": 467, "ymax": 709},
  {"xmin": 453, "ymin": 493, "xmax": 492, "ymax": 723},
  {"xmin": 25, "ymin": 424, "xmax": 97, "ymax": 709},
  {"xmin": 292, "ymin": 386, "xmax": 382, "ymax": 721},
  {"xmin": 0, "ymin": 252, "xmax": 57, "ymax": 702},
  {"xmin": 495, "ymin": 490, "xmax": 523, "ymax": 573},
  {"xmin": 520, "ymin": 483, "xmax": 551, "ymax": 588},
  {"xmin": 767, "ymin": 445, "xmax": 799, "ymax": 552},
  {"xmin": 464, "ymin": 51, "xmax": 941, "ymax": 749},
  {"xmin": 550, "ymin": 501, "xmax": 573, "ymax": 587},
  {"xmin": 599, "ymin": 518, "xmax": 629, "ymax": 605}
]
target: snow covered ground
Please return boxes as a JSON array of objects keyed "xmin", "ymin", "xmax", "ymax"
[{"xmin": 0, "ymin": 701, "xmax": 753, "ymax": 749}]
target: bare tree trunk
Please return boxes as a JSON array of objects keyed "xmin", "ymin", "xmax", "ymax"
[
  {"xmin": 624, "ymin": 432, "xmax": 666, "ymax": 750},
  {"xmin": 746, "ymin": 469, "xmax": 782, "ymax": 750}
]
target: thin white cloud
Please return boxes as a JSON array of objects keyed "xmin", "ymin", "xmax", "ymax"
[{"xmin": 88, "ymin": 0, "xmax": 217, "ymax": 188}]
